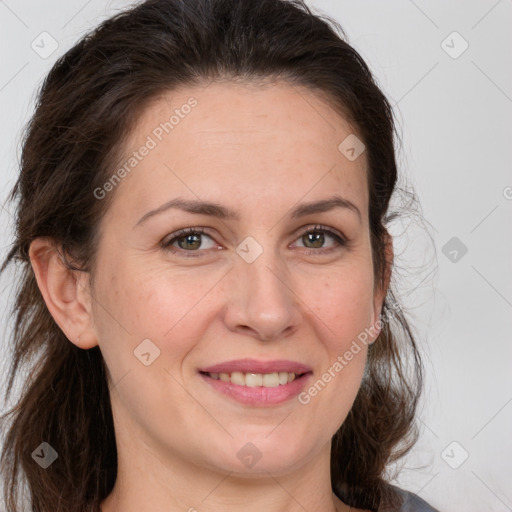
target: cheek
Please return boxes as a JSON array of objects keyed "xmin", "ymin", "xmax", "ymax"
[
  {"xmin": 297, "ymin": 263, "xmax": 374, "ymax": 406},
  {"xmin": 304, "ymin": 264, "xmax": 376, "ymax": 344},
  {"xmin": 90, "ymin": 260, "xmax": 214, "ymax": 425},
  {"xmin": 296, "ymin": 270, "xmax": 372, "ymax": 429},
  {"xmin": 92, "ymin": 256, "xmax": 224, "ymax": 365}
]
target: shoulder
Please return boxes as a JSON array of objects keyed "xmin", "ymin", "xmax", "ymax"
[{"xmin": 390, "ymin": 484, "xmax": 440, "ymax": 512}]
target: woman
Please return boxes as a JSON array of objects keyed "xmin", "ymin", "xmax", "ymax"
[{"xmin": 0, "ymin": 0, "xmax": 439, "ymax": 511}]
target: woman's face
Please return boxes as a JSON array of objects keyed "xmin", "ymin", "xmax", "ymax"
[{"xmin": 87, "ymin": 80, "xmax": 386, "ymax": 476}]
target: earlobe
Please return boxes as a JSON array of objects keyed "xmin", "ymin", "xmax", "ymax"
[{"xmin": 28, "ymin": 237, "xmax": 98, "ymax": 349}]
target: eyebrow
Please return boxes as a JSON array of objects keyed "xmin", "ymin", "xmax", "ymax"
[{"xmin": 134, "ymin": 195, "xmax": 361, "ymax": 228}]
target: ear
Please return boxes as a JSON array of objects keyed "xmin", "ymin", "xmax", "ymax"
[
  {"xmin": 28, "ymin": 237, "xmax": 98, "ymax": 349},
  {"xmin": 369, "ymin": 231, "xmax": 393, "ymax": 344}
]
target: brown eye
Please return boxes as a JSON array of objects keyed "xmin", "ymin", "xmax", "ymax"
[
  {"xmin": 175, "ymin": 233, "xmax": 202, "ymax": 250},
  {"xmin": 302, "ymin": 231, "xmax": 326, "ymax": 249},
  {"xmin": 161, "ymin": 227, "xmax": 217, "ymax": 256},
  {"xmin": 293, "ymin": 225, "xmax": 347, "ymax": 254}
]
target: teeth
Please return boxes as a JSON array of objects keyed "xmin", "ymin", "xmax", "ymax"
[
  {"xmin": 245, "ymin": 373, "xmax": 263, "ymax": 387},
  {"xmin": 208, "ymin": 371, "xmax": 299, "ymax": 387},
  {"xmin": 262, "ymin": 373, "xmax": 280, "ymax": 387},
  {"xmin": 230, "ymin": 371, "xmax": 245, "ymax": 386}
]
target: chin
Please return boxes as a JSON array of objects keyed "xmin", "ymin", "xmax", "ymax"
[{"xmin": 199, "ymin": 429, "xmax": 322, "ymax": 477}]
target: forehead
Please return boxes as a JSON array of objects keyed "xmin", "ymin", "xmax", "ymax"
[{"xmin": 109, "ymin": 80, "xmax": 368, "ymax": 222}]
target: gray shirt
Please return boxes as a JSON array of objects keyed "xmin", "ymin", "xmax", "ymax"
[{"xmin": 394, "ymin": 486, "xmax": 440, "ymax": 511}]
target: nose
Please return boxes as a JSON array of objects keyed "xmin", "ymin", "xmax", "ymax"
[{"xmin": 223, "ymin": 250, "xmax": 302, "ymax": 342}]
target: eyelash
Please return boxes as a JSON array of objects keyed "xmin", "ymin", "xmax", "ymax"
[{"xmin": 160, "ymin": 225, "xmax": 348, "ymax": 258}]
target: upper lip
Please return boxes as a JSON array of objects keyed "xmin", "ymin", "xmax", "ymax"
[{"xmin": 199, "ymin": 359, "xmax": 312, "ymax": 374}]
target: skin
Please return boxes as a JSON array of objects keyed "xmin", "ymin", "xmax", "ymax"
[{"xmin": 29, "ymin": 80, "xmax": 392, "ymax": 512}]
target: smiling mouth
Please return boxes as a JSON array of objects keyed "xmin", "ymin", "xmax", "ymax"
[{"xmin": 200, "ymin": 371, "xmax": 309, "ymax": 387}]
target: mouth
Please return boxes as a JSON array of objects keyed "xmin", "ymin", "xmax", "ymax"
[{"xmin": 198, "ymin": 359, "xmax": 313, "ymax": 406}]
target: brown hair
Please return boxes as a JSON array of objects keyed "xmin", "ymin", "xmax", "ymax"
[{"xmin": 0, "ymin": 1, "xmax": 423, "ymax": 511}]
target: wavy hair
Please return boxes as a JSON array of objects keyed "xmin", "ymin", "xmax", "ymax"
[{"xmin": 0, "ymin": 1, "xmax": 423, "ymax": 510}]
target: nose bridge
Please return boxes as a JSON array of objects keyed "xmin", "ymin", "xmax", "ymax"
[{"xmin": 225, "ymin": 237, "xmax": 301, "ymax": 340}]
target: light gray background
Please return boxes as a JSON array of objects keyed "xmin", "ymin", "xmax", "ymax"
[{"xmin": 1, "ymin": 1, "xmax": 511, "ymax": 511}]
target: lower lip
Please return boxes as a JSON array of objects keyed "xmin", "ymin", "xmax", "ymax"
[{"xmin": 199, "ymin": 373, "xmax": 312, "ymax": 406}]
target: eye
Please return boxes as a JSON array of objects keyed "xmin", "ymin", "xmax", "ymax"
[
  {"xmin": 292, "ymin": 224, "xmax": 347, "ymax": 255},
  {"xmin": 161, "ymin": 227, "xmax": 218, "ymax": 257}
]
